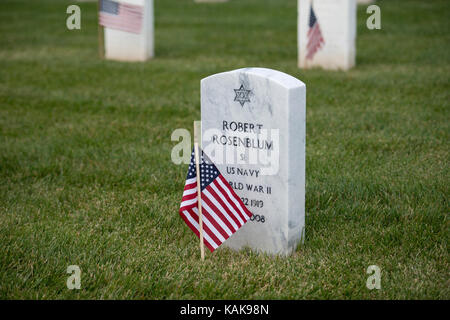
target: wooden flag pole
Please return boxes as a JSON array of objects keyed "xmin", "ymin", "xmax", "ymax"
[
  {"xmin": 97, "ymin": 0, "xmax": 104, "ymax": 59},
  {"xmin": 193, "ymin": 122, "xmax": 205, "ymax": 261}
]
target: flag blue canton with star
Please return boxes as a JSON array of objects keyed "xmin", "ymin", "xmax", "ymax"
[
  {"xmin": 309, "ymin": 5, "xmax": 317, "ymax": 28},
  {"xmin": 187, "ymin": 149, "xmax": 220, "ymax": 191},
  {"xmin": 100, "ymin": 0, "xmax": 119, "ymax": 14}
]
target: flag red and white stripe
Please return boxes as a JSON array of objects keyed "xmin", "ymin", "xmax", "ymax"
[
  {"xmin": 179, "ymin": 149, "xmax": 253, "ymax": 252},
  {"xmin": 99, "ymin": 0, "xmax": 143, "ymax": 34},
  {"xmin": 306, "ymin": 5, "xmax": 325, "ymax": 60}
]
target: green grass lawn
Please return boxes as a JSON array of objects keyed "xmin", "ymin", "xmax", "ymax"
[{"xmin": 0, "ymin": 0, "xmax": 448, "ymax": 299}]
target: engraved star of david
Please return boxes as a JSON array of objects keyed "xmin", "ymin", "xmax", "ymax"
[{"xmin": 234, "ymin": 84, "xmax": 251, "ymax": 107}]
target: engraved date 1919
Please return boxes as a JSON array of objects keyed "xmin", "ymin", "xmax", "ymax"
[{"xmin": 241, "ymin": 197, "xmax": 264, "ymax": 208}]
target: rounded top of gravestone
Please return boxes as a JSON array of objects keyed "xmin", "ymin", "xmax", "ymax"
[{"xmin": 201, "ymin": 67, "xmax": 305, "ymax": 90}]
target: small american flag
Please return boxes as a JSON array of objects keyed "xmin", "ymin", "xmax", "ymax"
[
  {"xmin": 179, "ymin": 148, "xmax": 253, "ymax": 252},
  {"xmin": 99, "ymin": 0, "xmax": 143, "ymax": 34},
  {"xmin": 306, "ymin": 4, "xmax": 325, "ymax": 60}
]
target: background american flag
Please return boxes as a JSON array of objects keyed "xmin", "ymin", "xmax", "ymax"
[
  {"xmin": 306, "ymin": 4, "xmax": 325, "ymax": 60},
  {"xmin": 179, "ymin": 149, "xmax": 253, "ymax": 252},
  {"xmin": 99, "ymin": 0, "xmax": 143, "ymax": 34}
]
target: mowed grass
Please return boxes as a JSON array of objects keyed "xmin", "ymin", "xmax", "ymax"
[{"xmin": 0, "ymin": 0, "xmax": 448, "ymax": 299}]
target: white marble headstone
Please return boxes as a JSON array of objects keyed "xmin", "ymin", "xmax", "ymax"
[
  {"xmin": 201, "ymin": 68, "xmax": 306, "ymax": 255},
  {"xmin": 298, "ymin": 0, "xmax": 356, "ymax": 70},
  {"xmin": 103, "ymin": 0, "xmax": 154, "ymax": 62},
  {"xmin": 357, "ymin": 0, "xmax": 374, "ymax": 4}
]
